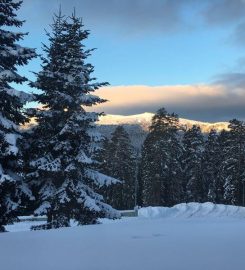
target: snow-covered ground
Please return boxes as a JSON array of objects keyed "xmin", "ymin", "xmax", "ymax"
[{"xmin": 1, "ymin": 203, "xmax": 245, "ymax": 270}]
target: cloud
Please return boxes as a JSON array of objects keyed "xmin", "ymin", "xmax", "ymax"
[
  {"xmin": 214, "ymin": 72, "xmax": 245, "ymax": 91},
  {"xmin": 202, "ymin": 0, "xmax": 245, "ymax": 26},
  {"xmin": 19, "ymin": 0, "xmax": 197, "ymax": 37},
  {"xmin": 201, "ymin": 0, "xmax": 245, "ymax": 47},
  {"xmin": 19, "ymin": 0, "xmax": 245, "ymax": 47},
  {"xmin": 230, "ymin": 22, "xmax": 245, "ymax": 46},
  {"xmin": 89, "ymin": 84, "xmax": 245, "ymax": 121}
]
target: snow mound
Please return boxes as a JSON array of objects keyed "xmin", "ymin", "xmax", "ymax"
[{"xmin": 138, "ymin": 202, "xmax": 245, "ymax": 219}]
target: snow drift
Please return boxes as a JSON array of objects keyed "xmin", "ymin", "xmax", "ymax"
[{"xmin": 138, "ymin": 202, "xmax": 245, "ymax": 219}]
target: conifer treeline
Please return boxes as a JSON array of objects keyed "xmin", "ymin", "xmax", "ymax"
[
  {"xmin": 99, "ymin": 108, "xmax": 245, "ymax": 209},
  {"xmin": 0, "ymin": 1, "xmax": 120, "ymax": 231},
  {"xmin": 98, "ymin": 126, "xmax": 136, "ymax": 210}
]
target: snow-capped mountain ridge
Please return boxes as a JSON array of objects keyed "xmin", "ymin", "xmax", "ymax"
[
  {"xmin": 24, "ymin": 113, "xmax": 229, "ymax": 151},
  {"xmin": 99, "ymin": 112, "xmax": 229, "ymax": 133}
]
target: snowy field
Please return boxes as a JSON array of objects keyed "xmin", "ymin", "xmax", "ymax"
[{"xmin": 1, "ymin": 203, "xmax": 245, "ymax": 270}]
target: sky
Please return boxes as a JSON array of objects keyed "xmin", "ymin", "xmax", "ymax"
[{"xmin": 14, "ymin": 0, "xmax": 245, "ymax": 121}]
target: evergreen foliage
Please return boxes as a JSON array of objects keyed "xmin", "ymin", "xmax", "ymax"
[
  {"xmin": 202, "ymin": 129, "xmax": 220, "ymax": 202},
  {"xmin": 27, "ymin": 12, "xmax": 119, "ymax": 229},
  {"xmin": 98, "ymin": 126, "xmax": 136, "ymax": 210},
  {"xmin": 215, "ymin": 129, "xmax": 229, "ymax": 203},
  {"xmin": 182, "ymin": 125, "xmax": 204, "ymax": 202},
  {"xmin": 140, "ymin": 114, "xmax": 245, "ymax": 207},
  {"xmin": 141, "ymin": 108, "xmax": 183, "ymax": 207},
  {"xmin": 222, "ymin": 119, "xmax": 245, "ymax": 205},
  {"xmin": 0, "ymin": 0, "xmax": 36, "ymax": 231}
]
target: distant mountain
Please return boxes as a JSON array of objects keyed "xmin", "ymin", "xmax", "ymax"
[
  {"xmin": 97, "ymin": 113, "xmax": 229, "ymax": 151},
  {"xmin": 24, "ymin": 113, "xmax": 230, "ymax": 151},
  {"xmin": 98, "ymin": 113, "xmax": 229, "ymax": 133}
]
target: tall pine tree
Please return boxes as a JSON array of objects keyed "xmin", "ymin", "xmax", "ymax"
[
  {"xmin": 202, "ymin": 129, "xmax": 221, "ymax": 202},
  {"xmin": 141, "ymin": 108, "xmax": 183, "ymax": 207},
  {"xmin": 182, "ymin": 125, "xmax": 204, "ymax": 202},
  {"xmin": 0, "ymin": 0, "xmax": 36, "ymax": 231},
  {"xmin": 222, "ymin": 119, "xmax": 245, "ymax": 205},
  {"xmin": 98, "ymin": 126, "xmax": 136, "ymax": 210},
  {"xmin": 28, "ymin": 12, "xmax": 119, "ymax": 229},
  {"xmin": 215, "ymin": 129, "xmax": 229, "ymax": 203}
]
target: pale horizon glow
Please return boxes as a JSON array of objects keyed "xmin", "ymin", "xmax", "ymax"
[{"xmin": 90, "ymin": 84, "xmax": 245, "ymax": 121}]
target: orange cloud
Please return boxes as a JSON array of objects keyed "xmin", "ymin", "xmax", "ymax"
[
  {"xmin": 87, "ymin": 84, "xmax": 245, "ymax": 121},
  {"xmin": 90, "ymin": 84, "xmax": 226, "ymax": 111}
]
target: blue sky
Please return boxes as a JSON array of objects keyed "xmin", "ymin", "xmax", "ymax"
[{"xmin": 14, "ymin": 0, "xmax": 245, "ymax": 121}]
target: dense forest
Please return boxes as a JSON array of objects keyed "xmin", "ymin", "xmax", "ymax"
[{"xmin": 99, "ymin": 108, "xmax": 245, "ymax": 210}]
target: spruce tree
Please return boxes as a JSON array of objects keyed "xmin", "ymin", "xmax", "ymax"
[
  {"xmin": 215, "ymin": 129, "xmax": 229, "ymax": 203},
  {"xmin": 28, "ymin": 12, "xmax": 119, "ymax": 229},
  {"xmin": 222, "ymin": 119, "xmax": 245, "ymax": 205},
  {"xmin": 0, "ymin": 0, "xmax": 36, "ymax": 231},
  {"xmin": 202, "ymin": 129, "xmax": 221, "ymax": 202},
  {"xmin": 136, "ymin": 159, "xmax": 144, "ymax": 206},
  {"xmin": 98, "ymin": 126, "xmax": 136, "ymax": 210},
  {"xmin": 141, "ymin": 108, "xmax": 183, "ymax": 207},
  {"xmin": 96, "ymin": 137, "xmax": 114, "ymax": 204},
  {"xmin": 182, "ymin": 125, "xmax": 204, "ymax": 202}
]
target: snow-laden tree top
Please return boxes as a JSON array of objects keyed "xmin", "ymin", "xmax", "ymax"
[{"xmin": 27, "ymin": 11, "xmax": 119, "ymax": 229}]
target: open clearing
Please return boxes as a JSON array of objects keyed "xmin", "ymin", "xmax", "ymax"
[{"xmin": 1, "ymin": 203, "xmax": 245, "ymax": 270}]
